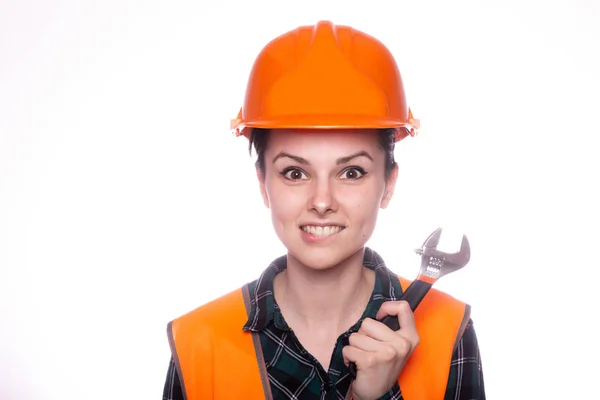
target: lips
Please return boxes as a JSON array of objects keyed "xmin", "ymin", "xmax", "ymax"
[{"xmin": 300, "ymin": 225, "xmax": 345, "ymax": 237}]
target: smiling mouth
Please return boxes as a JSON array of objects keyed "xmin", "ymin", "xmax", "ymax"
[{"xmin": 300, "ymin": 225, "xmax": 345, "ymax": 237}]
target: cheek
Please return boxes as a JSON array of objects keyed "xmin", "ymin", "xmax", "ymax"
[
  {"xmin": 265, "ymin": 181, "xmax": 305, "ymax": 222},
  {"xmin": 339, "ymin": 185, "xmax": 385, "ymax": 227},
  {"xmin": 340, "ymin": 183, "xmax": 385, "ymax": 209}
]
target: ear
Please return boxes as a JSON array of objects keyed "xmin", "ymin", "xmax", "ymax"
[
  {"xmin": 380, "ymin": 164, "xmax": 399, "ymax": 209},
  {"xmin": 257, "ymin": 167, "xmax": 270, "ymax": 209}
]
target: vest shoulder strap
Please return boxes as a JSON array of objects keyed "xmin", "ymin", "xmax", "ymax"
[
  {"xmin": 167, "ymin": 286, "xmax": 270, "ymax": 400},
  {"xmin": 395, "ymin": 276, "xmax": 471, "ymax": 400}
]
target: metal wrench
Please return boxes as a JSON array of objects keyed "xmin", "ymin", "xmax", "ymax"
[{"xmin": 348, "ymin": 227, "xmax": 471, "ymax": 379}]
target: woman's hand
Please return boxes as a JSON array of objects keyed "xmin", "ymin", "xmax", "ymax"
[{"xmin": 342, "ymin": 300, "xmax": 420, "ymax": 400}]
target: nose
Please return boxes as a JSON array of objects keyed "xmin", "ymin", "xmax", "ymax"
[{"xmin": 308, "ymin": 178, "xmax": 338, "ymax": 215}]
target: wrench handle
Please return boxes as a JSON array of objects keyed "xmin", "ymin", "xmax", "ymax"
[
  {"xmin": 403, "ymin": 279, "xmax": 433, "ymax": 312},
  {"xmin": 348, "ymin": 279, "xmax": 433, "ymax": 379}
]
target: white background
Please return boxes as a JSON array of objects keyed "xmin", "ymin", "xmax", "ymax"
[{"xmin": 1, "ymin": 0, "xmax": 599, "ymax": 399}]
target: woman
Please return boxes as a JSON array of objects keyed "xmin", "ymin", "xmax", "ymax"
[{"xmin": 163, "ymin": 20, "xmax": 485, "ymax": 400}]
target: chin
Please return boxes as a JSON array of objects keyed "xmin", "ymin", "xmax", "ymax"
[{"xmin": 287, "ymin": 243, "xmax": 365, "ymax": 271}]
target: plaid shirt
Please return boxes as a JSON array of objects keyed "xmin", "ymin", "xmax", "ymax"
[{"xmin": 163, "ymin": 248, "xmax": 486, "ymax": 400}]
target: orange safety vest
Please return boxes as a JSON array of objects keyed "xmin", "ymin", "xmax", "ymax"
[{"xmin": 168, "ymin": 277, "xmax": 470, "ymax": 400}]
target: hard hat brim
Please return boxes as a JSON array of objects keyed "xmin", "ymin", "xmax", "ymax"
[{"xmin": 231, "ymin": 113, "xmax": 420, "ymax": 142}]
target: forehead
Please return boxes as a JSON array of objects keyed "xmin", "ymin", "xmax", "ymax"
[{"xmin": 266, "ymin": 128, "xmax": 381, "ymax": 155}]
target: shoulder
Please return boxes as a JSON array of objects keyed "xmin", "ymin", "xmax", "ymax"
[
  {"xmin": 397, "ymin": 275, "xmax": 468, "ymax": 306},
  {"xmin": 397, "ymin": 275, "xmax": 471, "ymax": 340},
  {"xmin": 169, "ymin": 285, "xmax": 250, "ymax": 336}
]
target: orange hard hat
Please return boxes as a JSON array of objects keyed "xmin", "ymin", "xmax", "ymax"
[{"xmin": 231, "ymin": 20, "xmax": 420, "ymax": 142}]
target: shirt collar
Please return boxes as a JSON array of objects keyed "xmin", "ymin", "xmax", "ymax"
[{"xmin": 242, "ymin": 247, "xmax": 403, "ymax": 332}]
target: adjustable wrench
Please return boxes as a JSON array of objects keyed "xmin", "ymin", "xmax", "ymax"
[{"xmin": 348, "ymin": 227, "xmax": 471, "ymax": 379}]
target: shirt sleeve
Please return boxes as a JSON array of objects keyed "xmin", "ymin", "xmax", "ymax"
[
  {"xmin": 162, "ymin": 357, "xmax": 184, "ymax": 400},
  {"xmin": 443, "ymin": 318, "xmax": 486, "ymax": 400}
]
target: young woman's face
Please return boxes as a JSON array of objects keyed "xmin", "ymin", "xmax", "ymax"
[{"xmin": 258, "ymin": 129, "xmax": 398, "ymax": 270}]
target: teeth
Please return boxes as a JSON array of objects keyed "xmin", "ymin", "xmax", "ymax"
[{"xmin": 301, "ymin": 225, "xmax": 342, "ymax": 237}]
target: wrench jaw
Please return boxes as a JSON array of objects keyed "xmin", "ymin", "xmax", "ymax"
[
  {"xmin": 421, "ymin": 227, "xmax": 442, "ymax": 250},
  {"xmin": 414, "ymin": 228, "xmax": 471, "ymax": 281}
]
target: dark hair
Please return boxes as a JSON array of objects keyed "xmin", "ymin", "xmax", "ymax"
[{"xmin": 248, "ymin": 128, "xmax": 397, "ymax": 180}]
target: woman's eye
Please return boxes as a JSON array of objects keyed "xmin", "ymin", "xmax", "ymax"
[
  {"xmin": 282, "ymin": 168, "xmax": 308, "ymax": 181},
  {"xmin": 340, "ymin": 167, "xmax": 366, "ymax": 180}
]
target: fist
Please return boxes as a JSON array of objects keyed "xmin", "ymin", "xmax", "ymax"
[{"xmin": 342, "ymin": 300, "xmax": 420, "ymax": 400}]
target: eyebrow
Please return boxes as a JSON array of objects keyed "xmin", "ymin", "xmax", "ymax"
[{"xmin": 272, "ymin": 151, "xmax": 374, "ymax": 165}]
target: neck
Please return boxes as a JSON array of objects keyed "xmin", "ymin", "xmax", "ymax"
[{"xmin": 273, "ymin": 248, "xmax": 375, "ymax": 334}]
